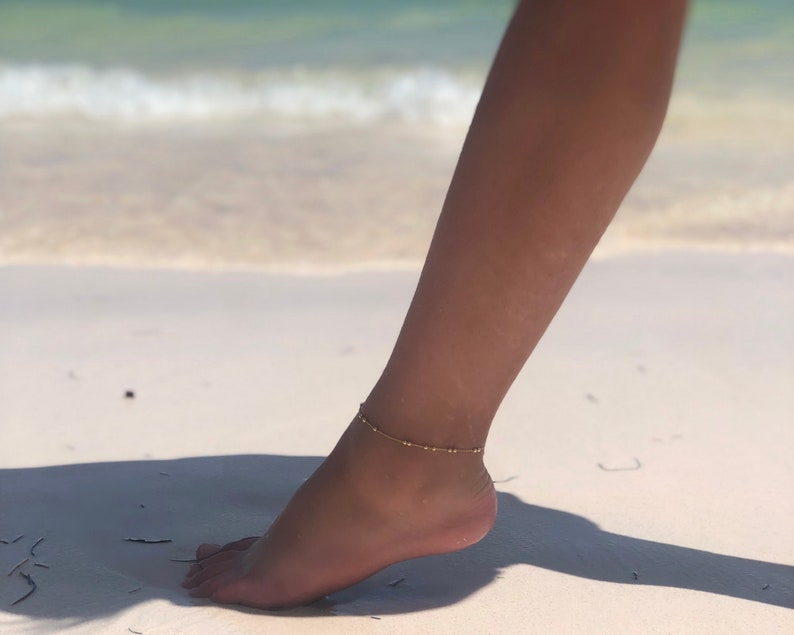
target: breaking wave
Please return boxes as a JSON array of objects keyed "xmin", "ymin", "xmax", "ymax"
[{"xmin": 0, "ymin": 64, "xmax": 481, "ymax": 126}]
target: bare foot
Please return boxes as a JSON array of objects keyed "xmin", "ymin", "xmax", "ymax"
[{"xmin": 182, "ymin": 419, "xmax": 497, "ymax": 609}]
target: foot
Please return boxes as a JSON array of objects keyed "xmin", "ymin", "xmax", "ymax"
[{"xmin": 182, "ymin": 418, "xmax": 497, "ymax": 609}]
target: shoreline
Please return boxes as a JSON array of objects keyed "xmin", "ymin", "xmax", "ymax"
[
  {"xmin": 2, "ymin": 245, "xmax": 794, "ymax": 278},
  {"xmin": 3, "ymin": 119, "xmax": 793, "ymax": 273}
]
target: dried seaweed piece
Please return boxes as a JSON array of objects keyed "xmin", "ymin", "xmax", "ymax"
[
  {"xmin": 128, "ymin": 629, "xmax": 143, "ymax": 634},
  {"xmin": 11, "ymin": 535, "xmax": 24, "ymax": 544},
  {"xmin": 33, "ymin": 563, "xmax": 50, "ymax": 569},
  {"xmin": 168, "ymin": 557, "xmax": 199, "ymax": 563},
  {"xmin": 387, "ymin": 578, "xmax": 405, "ymax": 587},
  {"xmin": 11, "ymin": 572, "xmax": 36, "ymax": 606},
  {"xmin": 597, "ymin": 458, "xmax": 642, "ymax": 472},
  {"xmin": 29, "ymin": 537, "xmax": 45, "ymax": 557},
  {"xmin": 124, "ymin": 390, "xmax": 136, "ymax": 399},
  {"xmin": 124, "ymin": 538, "xmax": 173, "ymax": 544},
  {"xmin": 128, "ymin": 587, "xmax": 142, "ymax": 594},
  {"xmin": 7, "ymin": 558, "xmax": 28, "ymax": 576}
]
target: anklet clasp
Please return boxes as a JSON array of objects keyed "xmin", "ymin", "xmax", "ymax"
[{"xmin": 356, "ymin": 406, "xmax": 484, "ymax": 454}]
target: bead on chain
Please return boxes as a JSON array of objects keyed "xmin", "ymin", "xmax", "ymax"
[{"xmin": 356, "ymin": 406, "xmax": 484, "ymax": 454}]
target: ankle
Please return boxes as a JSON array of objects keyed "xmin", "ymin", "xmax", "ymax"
[
  {"xmin": 356, "ymin": 406, "xmax": 484, "ymax": 455},
  {"xmin": 335, "ymin": 417, "xmax": 494, "ymax": 504},
  {"xmin": 358, "ymin": 394, "xmax": 493, "ymax": 454}
]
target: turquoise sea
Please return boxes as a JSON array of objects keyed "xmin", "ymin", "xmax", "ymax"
[{"xmin": 0, "ymin": 0, "xmax": 792, "ymax": 269}]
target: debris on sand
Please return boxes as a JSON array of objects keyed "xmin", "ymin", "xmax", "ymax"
[
  {"xmin": 7, "ymin": 558, "xmax": 29, "ymax": 576},
  {"xmin": 29, "ymin": 537, "xmax": 45, "ymax": 557},
  {"xmin": 11, "ymin": 572, "xmax": 36, "ymax": 606},
  {"xmin": 597, "ymin": 458, "xmax": 642, "ymax": 472}
]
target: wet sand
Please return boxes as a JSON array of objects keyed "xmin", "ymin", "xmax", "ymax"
[{"xmin": 1, "ymin": 119, "xmax": 792, "ymax": 273}]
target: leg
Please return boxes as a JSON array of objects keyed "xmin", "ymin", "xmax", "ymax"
[{"xmin": 184, "ymin": 0, "xmax": 687, "ymax": 608}]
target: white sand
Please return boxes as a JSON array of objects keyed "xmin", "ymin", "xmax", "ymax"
[{"xmin": 1, "ymin": 251, "xmax": 792, "ymax": 634}]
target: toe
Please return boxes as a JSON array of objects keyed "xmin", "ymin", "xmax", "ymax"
[
  {"xmin": 219, "ymin": 536, "xmax": 259, "ymax": 552},
  {"xmin": 183, "ymin": 552, "xmax": 238, "ymax": 588},
  {"xmin": 195, "ymin": 543, "xmax": 222, "ymax": 559},
  {"xmin": 209, "ymin": 578, "xmax": 249, "ymax": 605},
  {"xmin": 195, "ymin": 536, "xmax": 258, "ymax": 561},
  {"xmin": 189, "ymin": 572, "xmax": 233, "ymax": 599}
]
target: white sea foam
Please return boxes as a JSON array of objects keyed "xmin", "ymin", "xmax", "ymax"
[
  {"xmin": 0, "ymin": 64, "xmax": 481, "ymax": 126},
  {"xmin": 4, "ymin": 63, "xmax": 793, "ymax": 137}
]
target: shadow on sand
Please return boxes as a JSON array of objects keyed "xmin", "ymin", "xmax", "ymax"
[{"xmin": 1, "ymin": 454, "xmax": 791, "ymax": 623}]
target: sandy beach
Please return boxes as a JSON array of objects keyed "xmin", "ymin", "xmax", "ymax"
[
  {"xmin": 1, "ymin": 251, "xmax": 792, "ymax": 634},
  {"xmin": 2, "ymin": 2, "xmax": 793, "ymax": 632}
]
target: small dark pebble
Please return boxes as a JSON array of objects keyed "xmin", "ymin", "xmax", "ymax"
[
  {"xmin": 370, "ymin": 616, "xmax": 381, "ymax": 620},
  {"xmin": 139, "ymin": 504, "xmax": 145, "ymax": 508},
  {"xmin": 585, "ymin": 393, "xmax": 599, "ymax": 403},
  {"xmin": 761, "ymin": 584, "xmax": 770, "ymax": 590},
  {"xmin": 124, "ymin": 390, "xmax": 135, "ymax": 399}
]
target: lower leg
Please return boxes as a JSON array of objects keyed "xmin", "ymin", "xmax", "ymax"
[
  {"xmin": 364, "ymin": 0, "xmax": 688, "ymax": 449},
  {"xmin": 184, "ymin": 0, "xmax": 687, "ymax": 609}
]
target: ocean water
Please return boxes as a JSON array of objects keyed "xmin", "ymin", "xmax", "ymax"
[{"xmin": 1, "ymin": 0, "xmax": 792, "ymax": 270}]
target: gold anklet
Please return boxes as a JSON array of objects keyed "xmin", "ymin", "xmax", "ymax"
[{"xmin": 356, "ymin": 406, "xmax": 484, "ymax": 454}]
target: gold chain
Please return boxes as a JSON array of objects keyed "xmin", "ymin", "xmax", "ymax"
[{"xmin": 356, "ymin": 406, "xmax": 484, "ymax": 454}]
